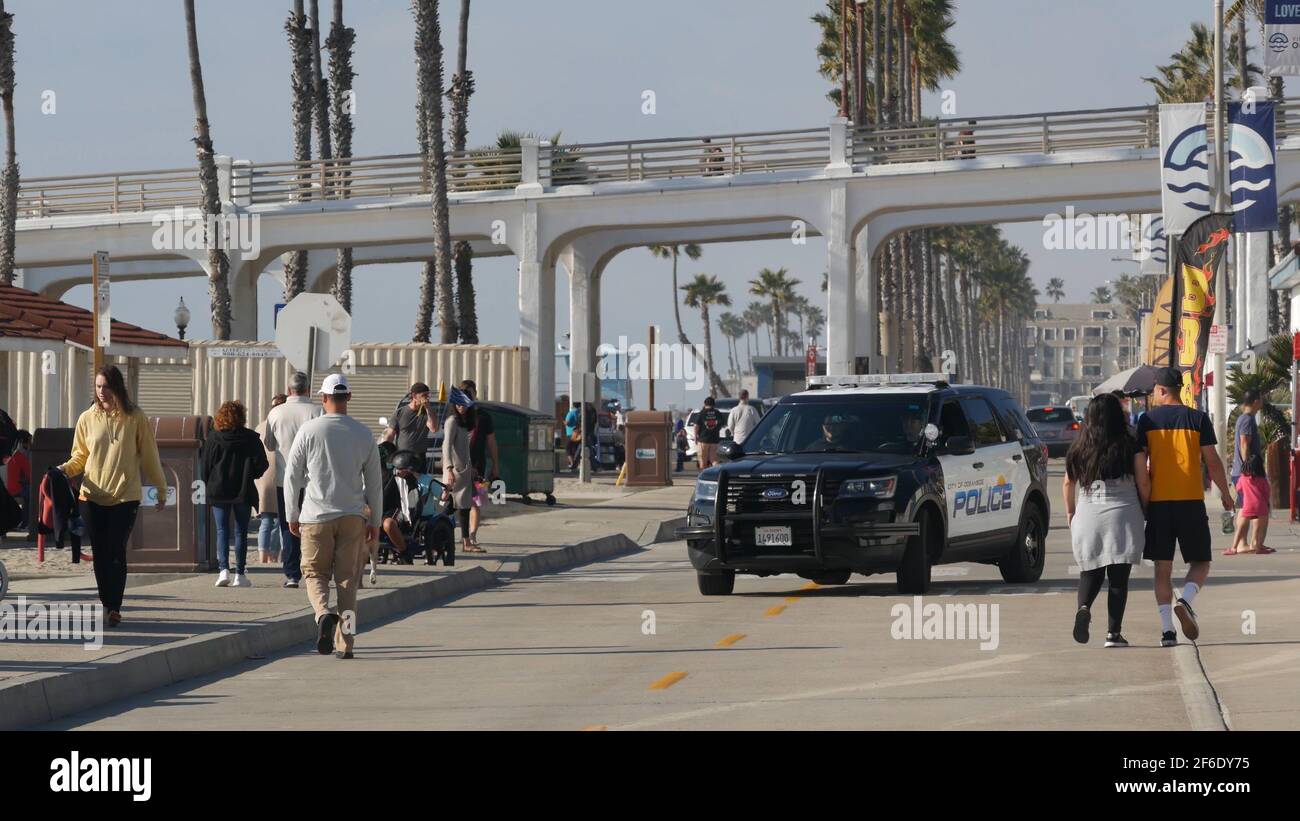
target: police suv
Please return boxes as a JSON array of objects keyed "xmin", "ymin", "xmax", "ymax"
[{"xmin": 676, "ymin": 374, "xmax": 1050, "ymax": 595}]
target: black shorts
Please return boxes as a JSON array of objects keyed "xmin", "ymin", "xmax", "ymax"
[{"xmin": 1143, "ymin": 500, "xmax": 1212, "ymax": 563}]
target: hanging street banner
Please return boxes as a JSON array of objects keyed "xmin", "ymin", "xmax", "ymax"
[
  {"xmin": 1159, "ymin": 103, "xmax": 1212, "ymax": 235},
  {"xmin": 1228, "ymin": 100, "xmax": 1279, "ymax": 232},
  {"xmin": 1172, "ymin": 213, "xmax": 1233, "ymax": 408},
  {"xmin": 1132, "ymin": 214, "xmax": 1168, "ymax": 274},
  {"xmin": 1265, "ymin": 0, "xmax": 1300, "ymax": 76}
]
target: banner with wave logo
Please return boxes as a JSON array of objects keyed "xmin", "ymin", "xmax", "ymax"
[
  {"xmin": 1159, "ymin": 103, "xmax": 1211, "ymax": 235},
  {"xmin": 1265, "ymin": 0, "xmax": 1300, "ymax": 76},
  {"xmin": 1228, "ymin": 101, "xmax": 1278, "ymax": 232}
]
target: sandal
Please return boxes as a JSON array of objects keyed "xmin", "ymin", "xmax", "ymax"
[
  {"xmin": 1254, "ymin": 546, "xmax": 1277, "ymax": 554},
  {"xmin": 1223, "ymin": 547, "xmax": 1243, "ymax": 556},
  {"xmin": 464, "ymin": 543, "xmax": 486, "ymax": 554}
]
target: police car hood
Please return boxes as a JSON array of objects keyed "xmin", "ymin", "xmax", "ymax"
[{"xmin": 722, "ymin": 451, "xmax": 918, "ymax": 476}]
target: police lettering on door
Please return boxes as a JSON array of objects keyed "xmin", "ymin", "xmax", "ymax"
[{"xmin": 952, "ymin": 475, "xmax": 1013, "ymax": 516}]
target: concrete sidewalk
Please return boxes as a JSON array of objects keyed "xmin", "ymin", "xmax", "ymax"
[{"xmin": 0, "ymin": 482, "xmax": 693, "ymax": 729}]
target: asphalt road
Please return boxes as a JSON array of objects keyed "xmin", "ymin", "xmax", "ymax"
[{"xmin": 42, "ymin": 465, "xmax": 1300, "ymax": 730}]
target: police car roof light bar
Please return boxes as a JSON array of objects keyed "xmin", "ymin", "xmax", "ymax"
[{"xmin": 806, "ymin": 373, "xmax": 949, "ymax": 390}]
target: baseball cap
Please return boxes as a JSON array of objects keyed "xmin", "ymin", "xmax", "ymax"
[
  {"xmin": 1153, "ymin": 366, "xmax": 1183, "ymax": 389},
  {"xmin": 320, "ymin": 373, "xmax": 351, "ymax": 395}
]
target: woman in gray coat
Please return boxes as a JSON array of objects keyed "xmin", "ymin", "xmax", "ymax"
[
  {"xmin": 442, "ymin": 387, "xmax": 480, "ymax": 553},
  {"xmin": 1062, "ymin": 393, "xmax": 1150, "ymax": 649}
]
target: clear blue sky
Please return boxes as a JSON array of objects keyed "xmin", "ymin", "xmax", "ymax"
[{"xmin": 13, "ymin": 0, "xmax": 1233, "ymax": 407}]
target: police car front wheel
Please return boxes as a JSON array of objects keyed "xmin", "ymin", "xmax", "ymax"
[{"xmin": 697, "ymin": 570, "xmax": 735, "ymax": 595}]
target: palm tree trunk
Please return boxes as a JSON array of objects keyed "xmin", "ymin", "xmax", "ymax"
[
  {"xmin": 449, "ymin": 0, "xmax": 477, "ymax": 342},
  {"xmin": 310, "ymin": 0, "xmax": 331, "ymax": 161},
  {"xmin": 413, "ymin": 0, "xmax": 456, "ymax": 343},
  {"xmin": 284, "ymin": 0, "xmax": 313, "ymax": 302},
  {"xmin": 185, "ymin": 0, "xmax": 232, "ymax": 339},
  {"xmin": 671, "ymin": 249, "xmax": 690, "ymax": 346},
  {"xmin": 327, "ymin": 0, "xmax": 355, "ymax": 312},
  {"xmin": 0, "ymin": 0, "xmax": 17, "ymax": 286},
  {"xmin": 871, "ymin": 0, "xmax": 882, "ymax": 124},
  {"xmin": 884, "ymin": 0, "xmax": 894, "ymax": 124}
]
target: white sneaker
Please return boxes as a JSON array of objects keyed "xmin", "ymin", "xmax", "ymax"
[
  {"xmin": 232, "ymin": 573, "xmax": 252, "ymax": 588},
  {"xmin": 215, "ymin": 569, "xmax": 231, "ymax": 587}
]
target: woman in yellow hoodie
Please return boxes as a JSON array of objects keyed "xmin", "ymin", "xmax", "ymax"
[{"xmin": 59, "ymin": 365, "xmax": 167, "ymax": 627}]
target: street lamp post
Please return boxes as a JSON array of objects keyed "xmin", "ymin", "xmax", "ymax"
[
  {"xmin": 1213, "ymin": 0, "xmax": 1228, "ymax": 459},
  {"xmin": 174, "ymin": 297, "xmax": 191, "ymax": 341}
]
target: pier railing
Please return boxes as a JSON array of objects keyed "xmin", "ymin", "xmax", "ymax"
[{"xmin": 18, "ymin": 98, "xmax": 1300, "ymax": 217}]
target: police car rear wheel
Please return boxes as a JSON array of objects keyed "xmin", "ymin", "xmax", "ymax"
[
  {"xmin": 999, "ymin": 505, "xmax": 1046, "ymax": 584},
  {"xmin": 896, "ymin": 511, "xmax": 933, "ymax": 594},
  {"xmin": 697, "ymin": 570, "xmax": 735, "ymax": 595}
]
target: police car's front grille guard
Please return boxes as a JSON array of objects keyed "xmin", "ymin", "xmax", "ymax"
[{"xmin": 714, "ymin": 469, "xmax": 827, "ymax": 563}]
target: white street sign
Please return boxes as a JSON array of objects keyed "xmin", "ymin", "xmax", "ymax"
[
  {"xmin": 1209, "ymin": 324, "xmax": 1229, "ymax": 355},
  {"xmin": 274, "ymin": 294, "xmax": 352, "ymax": 375},
  {"xmin": 94, "ymin": 251, "xmax": 111, "ymax": 349}
]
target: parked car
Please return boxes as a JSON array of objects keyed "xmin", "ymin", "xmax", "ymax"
[{"xmin": 1025, "ymin": 406, "xmax": 1079, "ymax": 457}]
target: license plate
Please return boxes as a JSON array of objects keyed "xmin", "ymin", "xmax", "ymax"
[
  {"xmin": 754, "ymin": 526, "xmax": 793, "ymax": 547},
  {"xmin": 1040, "ymin": 430, "xmax": 1057, "ymax": 439}
]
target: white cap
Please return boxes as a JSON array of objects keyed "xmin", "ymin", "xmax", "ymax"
[{"xmin": 320, "ymin": 373, "xmax": 351, "ymax": 395}]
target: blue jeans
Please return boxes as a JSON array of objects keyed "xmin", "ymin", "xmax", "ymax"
[
  {"xmin": 258, "ymin": 512, "xmax": 280, "ymax": 558},
  {"xmin": 212, "ymin": 503, "xmax": 252, "ymax": 574},
  {"xmin": 277, "ymin": 486, "xmax": 303, "ymax": 581}
]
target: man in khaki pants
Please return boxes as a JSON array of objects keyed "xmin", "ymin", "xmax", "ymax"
[{"xmin": 284, "ymin": 373, "xmax": 383, "ymax": 659}]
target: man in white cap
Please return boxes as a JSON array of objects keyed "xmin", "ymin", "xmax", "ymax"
[{"xmin": 283, "ymin": 373, "xmax": 383, "ymax": 659}]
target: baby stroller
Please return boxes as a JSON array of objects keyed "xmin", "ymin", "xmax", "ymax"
[{"xmin": 378, "ymin": 447, "xmax": 456, "ymax": 567}]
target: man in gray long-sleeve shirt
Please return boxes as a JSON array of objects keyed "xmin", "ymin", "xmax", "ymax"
[{"xmin": 284, "ymin": 373, "xmax": 383, "ymax": 659}]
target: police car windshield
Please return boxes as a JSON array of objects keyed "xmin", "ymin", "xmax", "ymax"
[{"xmin": 745, "ymin": 397, "xmax": 931, "ymax": 455}]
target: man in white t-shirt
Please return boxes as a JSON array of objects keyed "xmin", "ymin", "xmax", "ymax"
[{"xmin": 726, "ymin": 390, "xmax": 762, "ymax": 445}]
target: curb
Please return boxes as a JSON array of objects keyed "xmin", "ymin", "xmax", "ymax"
[
  {"xmin": 0, "ymin": 510, "xmax": 689, "ymax": 729},
  {"xmin": 0, "ymin": 566, "xmax": 495, "ymax": 731},
  {"xmin": 1172, "ymin": 644, "xmax": 1231, "ymax": 731}
]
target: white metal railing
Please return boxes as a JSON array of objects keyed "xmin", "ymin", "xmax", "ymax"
[{"xmin": 17, "ymin": 97, "xmax": 1300, "ymax": 217}]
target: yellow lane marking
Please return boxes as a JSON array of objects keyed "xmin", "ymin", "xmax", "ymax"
[
  {"xmin": 765, "ymin": 605, "xmax": 787, "ymax": 617},
  {"xmin": 648, "ymin": 671, "xmax": 689, "ymax": 690},
  {"xmin": 784, "ymin": 596, "xmax": 802, "ymax": 603},
  {"xmin": 715, "ymin": 633, "xmax": 746, "ymax": 647},
  {"xmin": 801, "ymin": 582, "xmax": 820, "ymax": 590},
  {"xmin": 581, "ymin": 724, "xmax": 608, "ymax": 731}
]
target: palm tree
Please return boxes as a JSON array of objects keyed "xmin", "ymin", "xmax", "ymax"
[
  {"xmin": 326, "ymin": 0, "xmax": 355, "ymax": 312},
  {"xmin": 1089, "ymin": 286, "xmax": 1112, "ymax": 304},
  {"xmin": 412, "ymin": 0, "xmax": 456, "ymax": 343},
  {"xmin": 1046, "ymin": 277, "xmax": 1065, "ymax": 303},
  {"xmin": 283, "ymin": 1, "xmax": 312, "ymax": 302},
  {"xmin": 185, "ymin": 0, "xmax": 233, "ymax": 339},
  {"xmin": 447, "ymin": 0, "xmax": 478, "ymax": 342},
  {"xmin": 681, "ymin": 273, "xmax": 731, "ymax": 397},
  {"xmin": 743, "ymin": 301, "xmax": 769, "ymax": 357},
  {"xmin": 718, "ymin": 311, "xmax": 745, "ymax": 380},
  {"xmin": 648, "ymin": 243, "xmax": 702, "ymax": 348},
  {"xmin": 0, "ymin": 1, "xmax": 16, "ymax": 286},
  {"xmin": 805, "ymin": 304, "xmax": 826, "ymax": 347},
  {"xmin": 310, "ymin": 1, "xmax": 331, "ymax": 161},
  {"xmin": 788, "ymin": 293, "xmax": 811, "ymax": 346},
  {"xmin": 749, "ymin": 267, "xmax": 799, "ymax": 356},
  {"xmin": 1144, "ymin": 22, "xmax": 1258, "ymax": 103}
]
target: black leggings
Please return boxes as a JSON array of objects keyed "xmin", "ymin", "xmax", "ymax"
[
  {"xmin": 456, "ymin": 507, "xmax": 471, "ymax": 540},
  {"xmin": 1077, "ymin": 563, "xmax": 1132, "ymax": 634},
  {"xmin": 88, "ymin": 501, "xmax": 140, "ymax": 612}
]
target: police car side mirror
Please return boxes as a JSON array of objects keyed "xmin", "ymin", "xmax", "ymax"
[
  {"xmin": 944, "ymin": 435, "xmax": 974, "ymax": 456},
  {"xmin": 717, "ymin": 440, "xmax": 743, "ymax": 462}
]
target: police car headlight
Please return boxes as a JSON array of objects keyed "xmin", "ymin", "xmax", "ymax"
[
  {"xmin": 694, "ymin": 478, "xmax": 719, "ymax": 503},
  {"xmin": 840, "ymin": 476, "xmax": 897, "ymax": 498}
]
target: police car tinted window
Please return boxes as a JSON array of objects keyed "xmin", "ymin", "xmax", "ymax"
[
  {"xmin": 746, "ymin": 397, "xmax": 930, "ymax": 454},
  {"xmin": 940, "ymin": 400, "xmax": 970, "ymax": 442},
  {"xmin": 995, "ymin": 397, "xmax": 1032, "ymax": 441},
  {"xmin": 960, "ymin": 397, "xmax": 1004, "ymax": 447}
]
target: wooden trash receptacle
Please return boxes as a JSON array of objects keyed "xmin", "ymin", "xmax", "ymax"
[
  {"xmin": 128, "ymin": 416, "xmax": 214, "ymax": 572},
  {"xmin": 624, "ymin": 411, "xmax": 673, "ymax": 487}
]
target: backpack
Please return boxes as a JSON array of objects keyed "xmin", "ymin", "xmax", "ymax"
[{"xmin": 0, "ymin": 409, "xmax": 17, "ymax": 458}]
